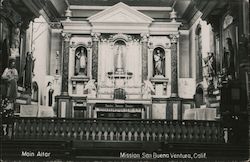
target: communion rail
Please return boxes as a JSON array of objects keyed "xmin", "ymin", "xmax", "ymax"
[{"xmin": 11, "ymin": 117, "xmax": 225, "ymax": 143}]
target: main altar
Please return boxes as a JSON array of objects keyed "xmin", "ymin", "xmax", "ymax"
[{"xmin": 55, "ymin": 2, "xmax": 187, "ymax": 120}]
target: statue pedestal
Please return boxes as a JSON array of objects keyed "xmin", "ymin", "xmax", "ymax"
[
  {"xmin": 150, "ymin": 75, "xmax": 169, "ymax": 96},
  {"xmin": 70, "ymin": 75, "xmax": 90, "ymax": 94}
]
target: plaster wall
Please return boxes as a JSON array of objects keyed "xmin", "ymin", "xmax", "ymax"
[{"xmin": 32, "ymin": 16, "xmax": 52, "ymax": 105}]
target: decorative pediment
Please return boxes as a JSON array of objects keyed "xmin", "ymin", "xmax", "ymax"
[
  {"xmin": 87, "ymin": 2, "xmax": 153, "ymax": 33},
  {"xmin": 61, "ymin": 2, "xmax": 181, "ymax": 35},
  {"xmin": 88, "ymin": 2, "xmax": 153, "ymax": 24}
]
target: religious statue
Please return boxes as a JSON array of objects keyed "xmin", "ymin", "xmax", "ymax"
[
  {"xmin": 47, "ymin": 82, "xmax": 54, "ymax": 107},
  {"xmin": 1, "ymin": 59, "xmax": 18, "ymax": 101},
  {"xmin": 153, "ymin": 49, "xmax": 165, "ymax": 76},
  {"xmin": 207, "ymin": 80, "xmax": 215, "ymax": 96},
  {"xmin": 203, "ymin": 52, "xmax": 216, "ymax": 95},
  {"xmin": 84, "ymin": 79, "xmax": 97, "ymax": 97},
  {"xmin": 24, "ymin": 52, "xmax": 33, "ymax": 94},
  {"xmin": 204, "ymin": 52, "xmax": 216, "ymax": 77},
  {"xmin": 31, "ymin": 52, "xmax": 36, "ymax": 75},
  {"xmin": 75, "ymin": 47, "xmax": 87, "ymax": 75},
  {"xmin": 115, "ymin": 45, "xmax": 124, "ymax": 74},
  {"xmin": 223, "ymin": 38, "xmax": 235, "ymax": 79},
  {"xmin": 10, "ymin": 22, "xmax": 21, "ymax": 58},
  {"xmin": 142, "ymin": 80, "xmax": 155, "ymax": 99}
]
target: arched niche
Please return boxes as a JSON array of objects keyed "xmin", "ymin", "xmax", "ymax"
[
  {"xmin": 113, "ymin": 40, "xmax": 126, "ymax": 73},
  {"xmin": 74, "ymin": 46, "xmax": 88, "ymax": 76},
  {"xmin": 152, "ymin": 47, "xmax": 165, "ymax": 77}
]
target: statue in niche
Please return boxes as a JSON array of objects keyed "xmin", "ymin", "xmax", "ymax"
[
  {"xmin": 223, "ymin": 38, "xmax": 235, "ymax": 79},
  {"xmin": 114, "ymin": 40, "xmax": 126, "ymax": 74},
  {"xmin": 84, "ymin": 79, "xmax": 97, "ymax": 97},
  {"xmin": 142, "ymin": 80, "xmax": 155, "ymax": 99},
  {"xmin": 153, "ymin": 48, "xmax": 165, "ymax": 77},
  {"xmin": 75, "ymin": 47, "xmax": 87, "ymax": 76}
]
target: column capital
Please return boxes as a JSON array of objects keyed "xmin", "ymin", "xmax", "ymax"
[
  {"xmin": 61, "ymin": 32, "xmax": 71, "ymax": 42},
  {"xmin": 91, "ymin": 32, "xmax": 101, "ymax": 41},
  {"xmin": 169, "ymin": 34, "xmax": 180, "ymax": 44},
  {"xmin": 140, "ymin": 33, "xmax": 149, "ymax": 43}
]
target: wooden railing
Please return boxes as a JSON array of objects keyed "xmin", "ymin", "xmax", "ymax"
[{"xmin": 11, "ymin": 117, "xmax": 225, "ymax": 143}]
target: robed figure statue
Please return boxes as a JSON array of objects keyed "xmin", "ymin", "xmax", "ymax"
[
  {"xmin": 223, "ymin": 38, "xmax": 235, "ymax": 79},
  {"xmin": 75, "ymin": 47, "xmax": 87, "ymax": 76},
  {"xmin": 1, "ymin": 59, "xmax": 18, "ymax": 101},
  {"xmin": 153, "ymin": 48, "xmax": 165, "ymax": 76}
]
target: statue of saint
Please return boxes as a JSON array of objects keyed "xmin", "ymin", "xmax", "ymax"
[
  {"xmin": 24, "ymin": 52, "xmax": 33, "ymax": 94},
  {"xmin": 75, "ymin": 47, "xmax": 87, "ymax": 75},
  {"xmin": 204, "ymin": 52, "xmax": 216, "ymax": 77},
  {"xmin": 115, "ymin": 45, "xmax": 124, "ymax": 73},
  {"xmin": 47, "ymin": 82, "xmax": 54, "ymax": 107},
  {"xmin": 153, "ymin": 49, "xmax": 165, "ymax": 76},
  {"xmin": 10, "ymin": 23, "xmax": 21, "ymax": 58},
  {"xmin": 1, "ymin": 59, "xmax": 18, "ymax": 101}
]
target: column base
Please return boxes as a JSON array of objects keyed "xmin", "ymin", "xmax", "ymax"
[
  {"xmin": 170, "ymin": 93, "xmax": 179, "ymax": 98},
  {"xmin": 61, "ymin": 92, "xmax": 69, "ymax": 96},
  {"xmin": 55, "ymin": 95, "xmax": 72, "ymax": 118},
  {"xmin": 166, "ymin": 97, "xmax": 182, "ymax": 120}
]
